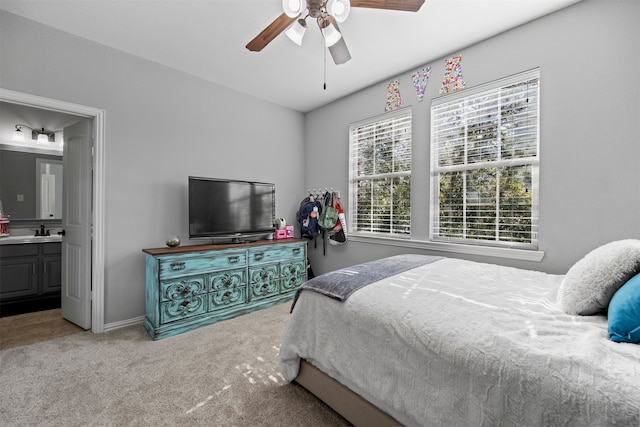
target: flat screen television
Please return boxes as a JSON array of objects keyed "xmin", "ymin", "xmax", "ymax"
[{"xmin": 189, "ymin": 176, "xmax": 275, "ymax": 242}]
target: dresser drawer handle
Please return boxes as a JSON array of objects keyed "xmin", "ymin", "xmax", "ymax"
[
  {"xmin": 228, "ymin": 255, "xmax": 240, "ymax": 263},
  {"xmin": 292, "ymin": 248, "xmax": 301, "ymax": 254},
  {"xmin": 254, "ymin": 253, "xmax": 264, "ymax": 261},
  {"xmin": 170, "ymin": 262, "xmax": 186, "ymax": 271}
]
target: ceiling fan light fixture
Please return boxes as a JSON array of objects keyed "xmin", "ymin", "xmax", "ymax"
[
  {"xmin": 283, "ymin": 0, "xmax": 306, "ymax": 18},
  {"xmin": 327, "ymin": 0, "xmax": 350, "ymax": 23},
  {"xmin": 322, "ymin": 22, "xmax": 342, "ymax": 47},
  {"xmin": 285, "ymin": 18, "xmax": 307, "ymax": 45}
]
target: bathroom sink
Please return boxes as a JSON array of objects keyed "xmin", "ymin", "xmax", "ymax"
[{"xmin": 0, "ymin": 234, "xmax": 63, "ymax": 245}]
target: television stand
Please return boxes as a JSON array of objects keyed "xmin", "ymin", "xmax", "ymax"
[{"xmin": 142, "ymin": 239, "xmax": 307, "ymax": 340}]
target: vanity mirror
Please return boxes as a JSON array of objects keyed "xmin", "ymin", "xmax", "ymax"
[
  {"xmin": 0, "ymin": 147, "xmax": 63, "ymax": 220},
  {"xmin": 0, "ymin": 101, "xmax": 78, "ymax": 224}
]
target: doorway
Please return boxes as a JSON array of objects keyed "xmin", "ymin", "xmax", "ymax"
[{"xmin": 0, "ymin": 88, "xmax": 106, "ymax": 333}]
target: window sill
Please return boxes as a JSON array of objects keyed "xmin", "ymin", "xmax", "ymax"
[{"xmin": 347, "ymin": 234, "xmax": 545, "ymax": 262}]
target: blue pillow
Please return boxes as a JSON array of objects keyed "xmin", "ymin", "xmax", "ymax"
[{"xmin": 608, "ymin": 272, "xmax": 640, "ymax": 343}]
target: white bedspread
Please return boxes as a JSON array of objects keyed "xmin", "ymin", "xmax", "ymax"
[{"xmin": 279, "ymin": 258, "xmax": 640, "ymax": 426}]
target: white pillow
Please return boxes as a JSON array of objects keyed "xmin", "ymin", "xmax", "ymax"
[{"xmin": 557, "ymin": 239, "xmax": 640, "ymax": 315}]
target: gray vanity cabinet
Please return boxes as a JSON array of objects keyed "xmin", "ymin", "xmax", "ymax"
[
  {"xmin": 0, "ymin": 242, "xmax": 62, "ymax": 315},
  {"xmin": 41, "ymin": 243, "xmax": 62, "ymax": 293}
]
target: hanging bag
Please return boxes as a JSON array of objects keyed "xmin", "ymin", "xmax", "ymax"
[
  {"xmin": 318, "ymin": 191, "xmax": 339, "ymax": 230},
  {"xmin": 329, "ymin": 192, "xmax": 347, "ymax": 245},
  {"xmin": 297, "ymin": 195, "xmax": 322, "ymax": 240}
]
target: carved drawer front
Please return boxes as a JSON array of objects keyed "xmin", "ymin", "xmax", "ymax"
[
  {"xmin": 209, "ymin": 269, "xmax": 247, "ymax": 309},
  {"xmin": 160, "ymin": 295, "xmax": 207, "ymax": 324},
  {"xmin": 160, "ymin": 276, "xmax": 207, "ymax": 302},
  {"xmin": 158, "ymin": 251, "xmax": 246, "ymax": 279},
  {"xmin": 248, "ymin": 244, "xmax": 304, "ymax": 265},
  {"xmin": 248, "ymin": 264, "xmax": 279, "ymax": 301},
  {"xmin": 286, "ymin": 244, "xmax": 305, "ymax": 260},
  {"xmin": 279, "ymin": 259, "xmax": 306, "ymax": 292}
]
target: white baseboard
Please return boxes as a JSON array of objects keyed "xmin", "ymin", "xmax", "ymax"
[{"xmin": 103, "ymin": 315, "xmax": 145, "ymax": 332}]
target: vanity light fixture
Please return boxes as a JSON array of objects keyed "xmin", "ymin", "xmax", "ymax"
[{"xmin": 12, "ymin": 124, "xmax": 57, "ymax": 144}]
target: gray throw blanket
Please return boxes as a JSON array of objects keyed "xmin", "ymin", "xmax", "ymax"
[{"xmin": 290, "ymin": 254, "xmax": 443, "ymax": 312}]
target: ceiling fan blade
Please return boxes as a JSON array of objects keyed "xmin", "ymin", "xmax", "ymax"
[
  {"xmin": 246, "ymin": 13, "xmax": 297, "ymax": 52},
  {"xmin": 329, "ymin": 37, "xmax": 351, "ymax": 64},
  {"xmin": 350, "ymin": 0, "xmax": 425, "ymax": 12}
]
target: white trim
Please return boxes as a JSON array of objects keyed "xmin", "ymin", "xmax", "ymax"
[
  {"xmin": 0, "ymin": 88, "xmax": 106, "ymax": 334},
  {"xmin": 429, "ymin": 69, "xmax": 540, "ymax": 250},
  {"xmin": 432, "ymin": 68, "xmax": 541, "ymax": 105},
  {"xmin": 349, "ymin": 105, "xmax": 413, "ymax": 128},
  {"xmin": 348, "ymin": 107, "xmax": 413, "ymax": 236},
  {"xmin": 0, "ymin": 142, "xmax": 63, "ymax": 156},
  {"xmin": 348, "ymin": 234, "xmax": 545, "ymax": 262},
  {"xmin": 103, "ymin": 316, "xmax": 144, "ymax": 332}
]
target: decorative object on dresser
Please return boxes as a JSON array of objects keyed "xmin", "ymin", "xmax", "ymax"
[
  {"xmin": 143, "ymin": 239, "xmax": 307, "ymax": 340},
  {"xmin": 165, "ymin": 236, "xmax": 180, "ymax": 248}
]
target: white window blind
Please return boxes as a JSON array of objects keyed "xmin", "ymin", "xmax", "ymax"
[
  {"xmin": 349, "ymin": 108, "xmax": 412, "ymax": 236},
  {"xmin": 430, "ymin": 69, "xmax": 540, "ymax": 249}
]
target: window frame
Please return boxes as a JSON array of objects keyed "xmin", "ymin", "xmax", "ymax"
[
  {"xmin": 348, "ymin": 107, "xmax": 413, "ymax": 238},
  {"xmin": 429, "ymin": 68, "xmax": 541, "ymax": 250}
]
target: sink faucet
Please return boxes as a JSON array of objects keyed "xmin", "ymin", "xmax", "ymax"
[{"xmin": 36, "ymin": 223, "xmax": 47, "ymax": 236}]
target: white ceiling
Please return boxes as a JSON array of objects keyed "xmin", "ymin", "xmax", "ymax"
[{"xmin": 0, "ymin": 0, "xmax": 582, "ymax": 113}]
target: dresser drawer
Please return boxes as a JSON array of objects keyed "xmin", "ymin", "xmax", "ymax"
[
  {"xmin": 210, "ymin": 268, "xmax": 246, "ymax": 291},
  {"xmin": 160, "ymin": 294, "xmax": 208, "ymax": 324},
  {"xmin": 248, "ymin": 244, "xmax": 304, "ymax": 265},
  {"xmin": 248, "ymin": 264, "xmax": 279, "ymax": 301},
  {"xmin": 157, "ymin": 250, "xmax": 246, "ymax": 279},
  {"xmin": 209, "ymin": 269, "xmax": 247, "ymax": 309},
  {"xmin": 279, "ymin": 259, "xmax": 306, "ymax": 292},
  {"xmin": 160, "ymin": 275, "xmax": 207, "ymax": 302},
  {"xmin": 210, "ymin": 286, "xmax": 247, "ymax": 310}
]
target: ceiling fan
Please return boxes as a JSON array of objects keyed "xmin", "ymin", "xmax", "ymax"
[{"xmin": 246, "ymin": 0, "xmax": 425, "ymax": 65}]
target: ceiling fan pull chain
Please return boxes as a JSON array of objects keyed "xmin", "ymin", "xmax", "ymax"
[{"xmin": 323, "ymin": 40, "xmax": 327, "ymax": 90}]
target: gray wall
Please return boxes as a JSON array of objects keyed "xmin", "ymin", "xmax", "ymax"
[
  {"xmin": 0, "ymin": 11, "xmax": 306, "ymax": 324},
  {"xmin": 304, "ymin": 0, "xmax": 640, "ymax": 275}
]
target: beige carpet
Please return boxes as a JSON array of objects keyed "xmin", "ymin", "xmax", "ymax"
[{"xmin": 0, "ymin": 302, "xmax": 348, "ymax": 426}]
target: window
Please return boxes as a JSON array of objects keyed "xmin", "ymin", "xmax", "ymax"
[
  {"xmin": 430, "ymin": 69, "xmax": 539, "ymax": 249},
  {"xmin": 349, "ymin": 108, "xmax": 412, "ymax": 236}
]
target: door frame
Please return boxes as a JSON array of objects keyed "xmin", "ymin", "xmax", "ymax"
[{"xmin": 1, "ymin": 88, "xmax": 106, "ymax": 333}]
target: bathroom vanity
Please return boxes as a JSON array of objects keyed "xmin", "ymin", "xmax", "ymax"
[{"xmin": 0, "ymin": 236, "xmax": 62, "ymax": 316}]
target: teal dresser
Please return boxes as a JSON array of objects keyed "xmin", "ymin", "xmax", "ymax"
[{"xmin": 142, "ymin": 239, "xmax": 307, "ymax": 340}]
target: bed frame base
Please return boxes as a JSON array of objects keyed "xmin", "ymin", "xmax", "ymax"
[{"xmin": 294, "ymin": 359, "xmax": 400, "ymax": 426}]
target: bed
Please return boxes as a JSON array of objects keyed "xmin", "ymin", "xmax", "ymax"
[{"xmin": 279, "ymin": 242, "xmax": 640, "ymax": 426}]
